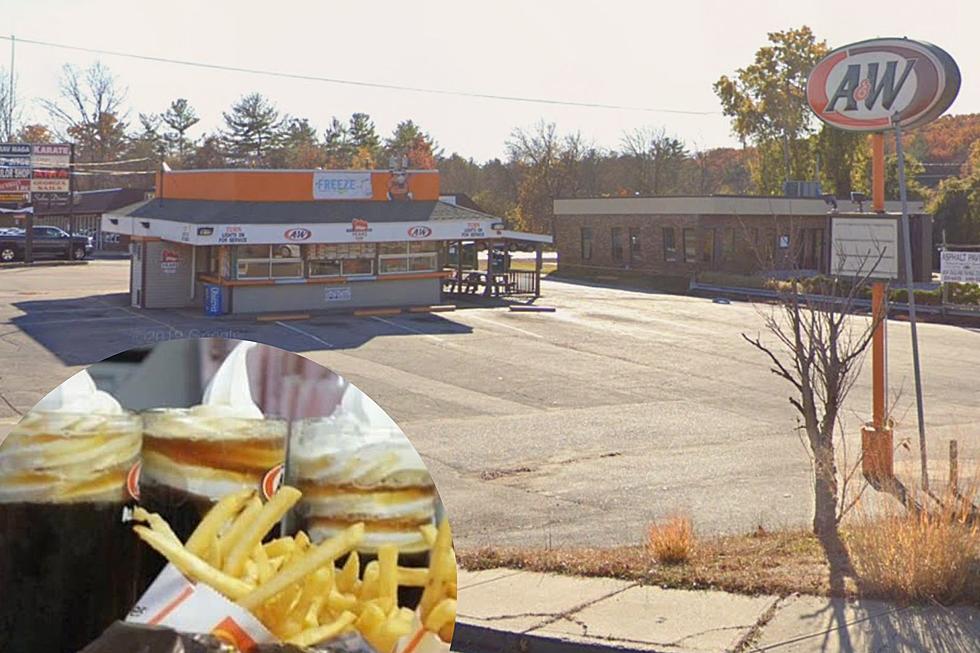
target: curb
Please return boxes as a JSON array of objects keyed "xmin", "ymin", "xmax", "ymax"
[{"xmin": 453, "ymin": 621, "xmax": 665, "ymax": 653}]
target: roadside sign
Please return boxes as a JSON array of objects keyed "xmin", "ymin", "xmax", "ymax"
[
  {"xmin": 806, "ymin": 38, "xmax": 960, "ymax": 132},
  {"xmin": 830, "ymin": 216, "xmax": 899, "ymax": 279},
  {"xmin": 0, "ymin": 143, "xmax": 72, "ymax": 206},
  {"xmin": 940, "ymin": 250, "xmax": 980, "ymax": 283}
]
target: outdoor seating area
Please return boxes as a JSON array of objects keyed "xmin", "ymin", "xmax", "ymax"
[{"xmin": 441, "ymin": 238, "xmax": 548, "ymax": 299}]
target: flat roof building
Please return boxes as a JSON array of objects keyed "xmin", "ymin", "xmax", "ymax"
[
  {"xmin": 553, "ymin": 195, "xmax": 932, "ymax": 284},
  {"xmin": 103, "ymin": 168, "xmax": 550, "ymax": 313}
]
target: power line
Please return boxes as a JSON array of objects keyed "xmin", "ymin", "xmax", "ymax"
[{"xmin": 0, "ymin": 34, "xmax": 721, "ymax": 117}]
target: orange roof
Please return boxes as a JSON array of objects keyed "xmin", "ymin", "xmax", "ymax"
[{"xmin": 156, "ymin": 169, "xmax": 439, "ymax": 203}]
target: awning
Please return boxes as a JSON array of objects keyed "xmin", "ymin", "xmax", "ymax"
[{"xmin": 102, "ymin": 199, "xmax": 553, "ymax": 246}]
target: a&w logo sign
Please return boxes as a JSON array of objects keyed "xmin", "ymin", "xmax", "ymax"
[{"xmin": 806, "ymin": 38, "xmax": 959, "ymax": 132}]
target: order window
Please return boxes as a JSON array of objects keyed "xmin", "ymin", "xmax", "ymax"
[
  {"xmin": 306, "ymin": 243, "xmax": 376, "ymax": 277},
  {"xmin": 378, "ymin": 241, "xmax": 438, "ymax": 274},
  {"xmin": 236, "ymin": 244, "xmax": 304, "ymax": 279}
]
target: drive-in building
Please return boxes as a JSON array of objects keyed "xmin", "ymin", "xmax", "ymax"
[{"xmin": 102, "ymin": 168, "xmax": 550, "ymax": 313}]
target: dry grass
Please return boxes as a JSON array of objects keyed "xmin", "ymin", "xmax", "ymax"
[
  {"xmin": 459, "ymin": 528, "xmax": 843, "ymax": 598},
  {"xmin": 647, "ymin": 514, "xmax": 695, "ymax": 565},
  {"xmin": 459, "ymin": 495, "xmax": 980, "ymax": 607},
  {"xmin": 847, "ymin": 485, "xmax": 980, "ymax": 605}
]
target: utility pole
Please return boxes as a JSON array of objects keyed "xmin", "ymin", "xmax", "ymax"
[
  {"xmin": 6, "ymin": 35, "xmax": 13, "ymax": 140},
  {"xmin": 894, "ymin": 116, "xmax": 929, "ymax": 492}
]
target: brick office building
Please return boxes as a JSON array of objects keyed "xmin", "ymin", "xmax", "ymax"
[{"xmin": 553, "ymin": 196, "xmax": 932, "ymax": 282}]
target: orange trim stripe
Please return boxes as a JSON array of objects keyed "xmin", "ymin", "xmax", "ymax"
[{"xmin": 147, "ymin": 585, "xmax": 195, "ymax": 625}]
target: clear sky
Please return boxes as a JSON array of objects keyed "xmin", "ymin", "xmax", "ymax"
[{"xmin": 0, "ymin": 0, "xmax": 977, "ymax": 161}]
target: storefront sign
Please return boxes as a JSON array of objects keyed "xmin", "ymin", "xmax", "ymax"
[
  {"xmin": 325, "ymin": 286, "xmax": 352, "ymax": 302},
  {"xmin": 284, "ymin": 227, "xmax": 312, "ymax": 241},
  {"xmin": 940, "ymin": 250, "xmax": 980, "ymax": 283},
  {"xmin": 0, "ymin": 166, "xmax": 31, "ymax": 179},
  {"xmin": 217, "ymin": 225, "xmax": 247, "ymax": 244},
  {"xmin": 31, "ymin": 144, "xmax": 71, "ymax": 168},
  {"xmin": 312, "ymin": 171, "xmax": 373, "ymax": 200},
  {"xmin": 0, "ymin": 192, "xmax": 29, "ymax": 203},
  {"xmin": 461, "ymin": 222, "xmax": 486, "ymax": 238},
  {"xmin": 346, "ymin": 218, "xmax": 372, "ymax": 241},
  {"xmin": 407, "ymin": 225, "xmax": 432, "ymax": 238},
  {"xmin": 0, "ymin": 179, "xmax": 30, "ymax": 193},
  {"xmin": 807, "ymin": 38, "xmax": 960, "ymax": 131},
  {"xmin": 160, "ymin": 248, "xmax": 180, "ymax": 274},
  {"xmin": 30, "ymin": 178, "xmax": 70, "ymax": 193}
]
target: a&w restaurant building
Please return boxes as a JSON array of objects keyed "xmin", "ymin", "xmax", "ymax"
[{"xmin": 102, "ymin": 168, "xmax": 550, "ymax": 313}]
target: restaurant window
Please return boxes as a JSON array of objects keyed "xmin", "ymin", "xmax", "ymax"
[
  {"xmin": 581, "ymin": 227, "xmax": 592, "ymax": 260},
  {"xmin": 378, "ymin": 240, "xmax": 438, "ymax": 274},
  {"xmin": 663, "ymin": 227, "xmax": 677, "ymax": 262},
  {"xmin": 306, "ymin": 243, "xmax": 376, "ymax": 277},
  {"xmin": 236, "ymin": 244, "xmax": 303, "ymax": 279},
  {"xmin": 611, "ymin": 227, "xmax": 624, "ymax": 261},
  {"xmin": 683, "ymin": 228, "xmax": 697, "ymax": 263},
  {"xmin": 722, "ymin": 227, "xmax": 735, "ymax": 258},
  {"xmin": 629, "ymin": 229, "xmax": 641, "ymax": 258},
  {"xmin": 701, "ymin": 228, "xmax": 716, "ymax": 264}
]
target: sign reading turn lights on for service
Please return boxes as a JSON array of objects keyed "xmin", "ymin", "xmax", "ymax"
[{"xmin": 806, "ymin": 38, "xmax": 960, "ymax": 132}]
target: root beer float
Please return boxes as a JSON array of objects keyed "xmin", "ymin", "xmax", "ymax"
[
  {"xmin": 0, "ymin": 370, "xmax": 141, "ymax": 653},
  {"xmin": 137, "ymin": 342, "xmax": 287, "ymax": 590},
  {"xmin": 290, "ymin": 386, "xmax": 437, "ymax": 608}
]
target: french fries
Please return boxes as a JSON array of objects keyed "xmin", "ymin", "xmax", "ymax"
[{"xmin": 133, "ymin": 485, "xmax": 458, "ymax": 652}]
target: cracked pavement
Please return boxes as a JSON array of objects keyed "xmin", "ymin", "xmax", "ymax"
[{"xmin": 455, "ymin": 569, "xmax": 980, "ymax": 652}]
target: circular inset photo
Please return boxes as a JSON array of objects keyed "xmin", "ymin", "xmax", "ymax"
[{"xmin": 0, "ymin": 338, "xmax": 456, "ymax": 653}]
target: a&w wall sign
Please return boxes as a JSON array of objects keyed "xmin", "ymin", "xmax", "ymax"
[{"xmin": 806, "ymin": 38, "xmax": 960, "ymax": 131}]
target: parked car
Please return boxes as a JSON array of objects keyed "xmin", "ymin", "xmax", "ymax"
[{"xmin": 0, "ymin": 225, "xmax": 93, "ymax": 262}]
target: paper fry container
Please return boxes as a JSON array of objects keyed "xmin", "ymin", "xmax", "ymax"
[{"xmin": 127, "ymin": 565, "xmax": 275, "ymax": 651}]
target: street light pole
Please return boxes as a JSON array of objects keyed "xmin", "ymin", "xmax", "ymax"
[{"xmin": 893, "ymin": 116, "xmax": 929, "ymax": 492}]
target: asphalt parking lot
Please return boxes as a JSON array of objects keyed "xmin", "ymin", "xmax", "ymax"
[{"xmin": 1, "ymin": 260, "xmax": 977, "ymax": 549}]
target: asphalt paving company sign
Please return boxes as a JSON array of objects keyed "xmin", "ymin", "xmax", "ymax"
[
  {"xmin": 807, "ymin": 38, "xmax": 960, "ymax": 131},
  {"xmin": 940, "ymin": 250, "xmax": 980, "ymax": 283}
]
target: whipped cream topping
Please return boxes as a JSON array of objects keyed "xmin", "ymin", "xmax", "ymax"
[
  {"xmin": 0, "ymin": 370, "xmax": 140, "ymax": 504},
  {"xmin": 290, "ymin": 423, "xmax": 433, "ymax": 489},
  {"xmin": 196, "ymin": 341, "xmax": 263, "ymax": 420}
]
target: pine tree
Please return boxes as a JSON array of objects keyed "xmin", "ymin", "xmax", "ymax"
[
  {"xmin": 221, "ymin": 93, "xmax": 286, "ymax": 167},
  {"xmin": 161, "ymin": 98, "xmax": 200, "ymax": 160}
]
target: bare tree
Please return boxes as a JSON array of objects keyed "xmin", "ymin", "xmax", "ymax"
[
  {"xmin": 41, "ymin": 62, "xmax": 129, "ymax": 163},
  {"xmin": 742, "ymin": 244, "xmax": 886, "ymax": 568},
  {"xmin": 621, "ymin": 126, "xmax": 687, "ymax": 195},
  {"xmin": 0, "ymin": 65, "xmax": 21, "ymax": 141}
]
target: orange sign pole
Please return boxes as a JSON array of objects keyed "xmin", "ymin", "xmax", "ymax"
[{"xmin": 863, "ymin": 132, "xmax": 893, "ymax": 481}]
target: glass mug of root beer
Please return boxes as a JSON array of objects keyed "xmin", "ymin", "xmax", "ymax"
[
  {"xmin": 135, "ymin": 407, "xmax": 288, "ymax": 591},
  {"xmin": 0, "ymin": 371, "xmax": 142, "ymax": 653},
  {"xmin": 289, "ymin": 417, "xmax": 438, "ymax": 609}
]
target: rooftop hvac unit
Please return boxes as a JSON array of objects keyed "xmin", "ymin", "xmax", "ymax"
[{"xmin": 783, "ymin": 180, "xmax": 823, "ymax": 198}]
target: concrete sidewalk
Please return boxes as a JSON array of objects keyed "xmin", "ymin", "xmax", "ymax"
[{"xmin": 453, "ymin": 569, "xmax": 980, "ymax": 653}]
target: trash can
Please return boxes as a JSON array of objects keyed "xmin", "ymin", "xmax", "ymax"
[{"xmin": 203, "ymin": 284, "xmax": 224, "ymax": 316}]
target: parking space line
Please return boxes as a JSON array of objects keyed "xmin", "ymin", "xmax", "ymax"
[
  {"xmin": 370, "ymin": 316, "xmax": 447, "ymax": 345},
  {"xmin": 275, "ymin": 321, "xmax": 333, "ymax": 348},
  {"xmin": 8, "ymin": 315, "xmax": 145, "ymax": 326},
  {"xmin": 463, "ymin": 313, "xmax": 544, "ymax": 339}
]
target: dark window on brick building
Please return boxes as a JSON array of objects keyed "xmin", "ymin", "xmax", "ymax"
[
  {"xmin": 663, "ymin": 228, "xmax": 677, "ymax": 261},
  {"xmin": 723, "ymin": 227, "xmax": 735, "ymax": 258},
  {"xmin": 581, "ymin": 227, "xmax": 593, "ymax": 260},
  {"xmin": 683, "ymin": 228, "xmax": 697, "ymax": 263},
  {"xmin": 629, "ymin": 229, "xmax": 641, "ymax": 257},
  {"xmin": 611, "ymin": 227, "xmax": 624, "ymax": 261},
  {"xmin": 702, "ymin": 228, "xmax": 716, "ymax": 263}
]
